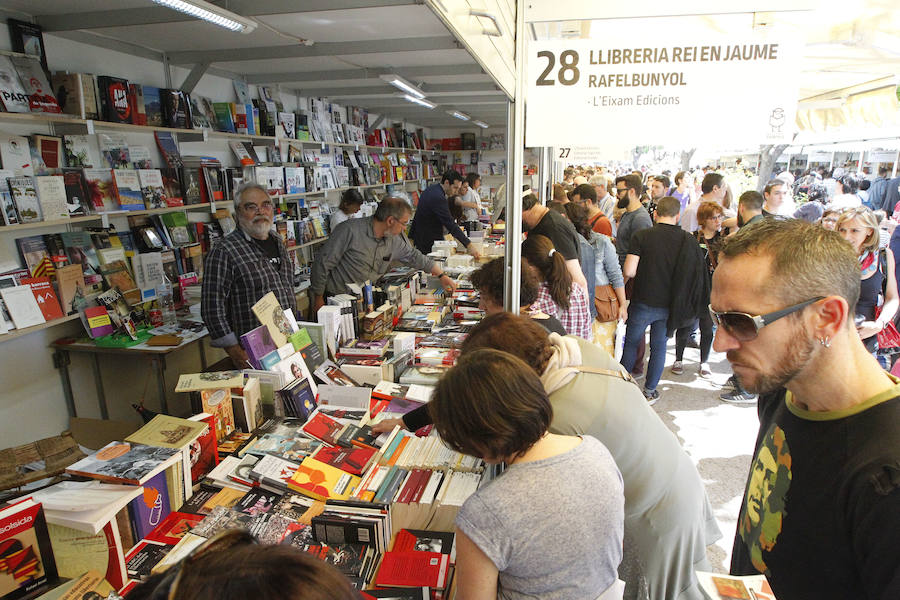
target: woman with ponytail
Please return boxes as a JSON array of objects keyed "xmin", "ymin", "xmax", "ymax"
[{"xmin": 522, "ymin": 234, "xmax": 593, "ymax": 340}]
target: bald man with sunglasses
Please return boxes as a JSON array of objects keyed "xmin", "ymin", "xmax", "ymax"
[{"xmin": 710, "ymin": 218, "xmax": 900, "ymax": 600}]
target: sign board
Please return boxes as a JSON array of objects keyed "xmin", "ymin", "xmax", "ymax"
[
  {"xmin": 524, "ymin": 0, "xmax": 818, "ymax": 23},
  {"xmin": 552, "ymin": 146, "xmax": 618, "ymax": 164},
  {"xmin": 525, "ymin": 30, "xmax": 801, "ymax": 149},
  {"xmin": 867, "ymin": 151, "xmax": 898, "ymax": 163}
]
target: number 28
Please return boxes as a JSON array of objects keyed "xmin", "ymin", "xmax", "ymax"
[{"xmin": 536, "ymin": 50, "xmax": 580, "ymax": 86}]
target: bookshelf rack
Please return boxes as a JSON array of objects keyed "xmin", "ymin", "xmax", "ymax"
[
  {"xmin": 272, "ymin": 177, "xmax": 439, "ymax": 202},
  {"xmin": 0, "ymin": 313, "xmax": 81, "ymax": 345},
  {"xmin": 286, "ymin": 237, "xmax": 328, "ymax": 252}
]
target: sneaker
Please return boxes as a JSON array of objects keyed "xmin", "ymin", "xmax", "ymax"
[
  {"xmin": 699, "ymin": 363, "xmax": 712, "ymax": 378},
  {"xmin": 720, "ymin": 388, "xmax": 758, "ymax": 404},
  {"xmin": 643, "ymin": 388, "xmax": 660, "ymax": 405},
  {"xmin": 721, "ymin": 374, "xmax": 739, "ymax": 392},
  {"xmin": 670, "ymin": 361, "xmax": 684, "ymax": 375}
]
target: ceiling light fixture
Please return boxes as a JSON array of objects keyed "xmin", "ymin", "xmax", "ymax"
[
  {"xmin": 380, "ymin": 74, "xmax": 426, "ymax": 99},
  {"xmin": 151, "ymin": 0, "xmax": 257, "ymax": 33},
  {"xmin": 447, "ymin": 110, "xmax": 470, "ymax": 121},
  {"xmin": 401, "ymin": 94, "xmax": 437, "ymax": 109},
  {"xmin": 472, "ymin": 120, "xmax": 489, "ymax": 128}
]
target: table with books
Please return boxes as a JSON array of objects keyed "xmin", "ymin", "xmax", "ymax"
[
  {"xmin": 2, "ymin": 262, "xmax": 497, "ymax": 599},
  {"xmin": 50, "ymin": 320, "xmax": 209, "ymax": 418}
]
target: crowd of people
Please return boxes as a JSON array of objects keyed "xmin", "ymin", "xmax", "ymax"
[{"xmin": 196, "ymin": 166, "xmax": 900, "ymax": 600}]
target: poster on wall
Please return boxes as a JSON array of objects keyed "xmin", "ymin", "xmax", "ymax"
[{"xmin": 525, "ymin": 30, "xmax": 801, "ymax": 149}]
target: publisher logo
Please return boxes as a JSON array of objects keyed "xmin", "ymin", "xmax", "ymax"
[{"xmin": 0, "ymin": 515, "xmax": 33, "ymax": 534}]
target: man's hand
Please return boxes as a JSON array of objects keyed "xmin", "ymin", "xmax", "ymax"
[
  {"xmin": 467, "ymin": 244, "xmax": 482, "ymax": 260},
  {"xmin": 225, "ymin": 344, "xmax": 249, "ymax": 369},
  {"xmin": 371, "ymin": 417, "xmax": 405, "ymax": 434},
  {"xmin": 440, "ymin": 274, "xmax": 457, "ymax": 294},
  {"xmin": 312, "ymin": 294, "xmax": 325, "ymax": 316}
]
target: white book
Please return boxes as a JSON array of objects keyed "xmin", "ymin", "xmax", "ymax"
[
  {"xmin": 35, "ymin": 175, "xmax": 69, "ymax": 220},
  {"xmin": 137, "ymin": 168, "xmax": 166, "ymax": 209},
  {"xmin": 30, "ymin": 481, "xmax": 143, "ymax": 534},
  {"xmin": 0, "ymin": 55, "xmax": 30, "ymax": 113},
  {"xmin": 0, "ymin": 134, "xmax": 34, "ymax": 176},
  {"xmin": 272, "ymin": 351, "xmax": 318, "ymax": 396},
  {"xmin": 1, "ymin": 285, "xmax": 45, "ymax": 328},
  {"xmin": 63, "ymin": 134, "xmax": 100, "ymax": 168}
]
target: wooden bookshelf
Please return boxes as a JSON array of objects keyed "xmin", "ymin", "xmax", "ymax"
[
  {"xmin": 0, "ymin": 215, "xmax": 102, "ymax": 233},
  {"xmin": 0, "ymin": 313, "xmax": 81, "ymax": 345},
  {"xmin": 286, "ymin": 237, "xmax": 329, "ymax": 252}
]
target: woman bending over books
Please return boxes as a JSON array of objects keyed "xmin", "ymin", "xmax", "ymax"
[
  {"xmin": 376, "ymin": 313, "xmax": 722, "ymax": 600},
  {"xmin": 128, "ymin": 530, "xmax": 356, "ymax": 600},
  {"xmin": 430, "ymin": 348, "xmax": 626, "ymax": 600}
]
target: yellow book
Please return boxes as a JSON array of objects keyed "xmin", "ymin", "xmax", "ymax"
[{"xmin": 287, "ymin": 457, "xmax": 360, "ymax": 501}]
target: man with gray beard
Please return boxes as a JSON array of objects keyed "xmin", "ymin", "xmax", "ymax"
[
  {"xmin": 711, "ymin": 219, "xmax": 900, "ymax": 600},
  {"xmin": 201, "ymin": 183, "xmax": 295, "ymax": 368}
]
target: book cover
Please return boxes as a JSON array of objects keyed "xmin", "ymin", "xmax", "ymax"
[
  {"xmin": 284, "ymin": 167, "xmax": 306, "ymax": 194},
  {"xmin": 180, "ymin": 167, "xmax": 202, "ymax": 205},
  {"xmin": 32, "ymin": 136, "xmax": 62, "ymax": 170},
  {"xmin": 34, "ymin": 175, "xmax": 69, "ymax": 221},
  {"xmin": 161, "ymin": 89, "xmax": 191, "ymax": 129},
  {"xmin": 20, "ymin": 277, "xmax": 63, "ymax": 321},
  {"xmin": 311, "ymin": 445, "xmax": 376, "ymax": 477},
  {"xmin": 10, "ymin": 56, "xmax": 60, "ymax": 113},
  {"xmin": 0, "ymin": 286, "xmax": 45, "ymax": 329},
  {"xmin": 249, "ymin": 455, "xmax": 299, "ymax": 492},
  {"xmin": 0, "ymin": 55, "xmax": 30, "ymax": 113},
  {"xmin": 55, "ymin": 264, "xmax": 86, "ymax": 315},
  {"xmin": 137, "ymin": 169, "xmax": 167, "ymax": 209},
  {"xmin": 0, "ymin": 172, "xmax": 19, "ymax": 225},
  {"xmin": 51, "ymin": 72, "xmax": 99, "ymax": 119},
  {"xmin": 212, "ymin": 102, "xmax": 236, "ymax": 133},
  {"xmin": 201, "ymin": 166, "xmax": 224, "ymax": 202},
  {"xmin": 129, "ymin": 83, "xmax": 146, "ymax": 126},
  {"xmin": 185, "ymin": 413, "xmax": 219, "ymax": 483},
  {"xmin": 143, "ymin": 512, "xmax": 203, "ymax": 546},
  {"xmin": 240, "ymin": 325, "xmax": 276, "ymax": 370},
  {"xmin": 65, "ymin": 442, "xmax": 180, "ymax": 486},
  {"xmin": 272, "ymin": 352, "xmax": 318, "ymax": 398},
  {"xmin": 98, "ymin": 260, "xmax": 140, "ymax": 305},
  {"xmin": 98, "ymin": 133, "xmax": 131, "ymax": 169},
  {"xmin": 81, "ymin": 306, "xmax": 113, "ymax": 338},
  {"xmin": 96, "ymin": 76, "xmax": 132, "ymax": 124},
  {"xmin": 300, "ymin": 411, "xmax": 345, "ymax": 446},
  {"xmin": 126, "ymin": 415, "xmax": 207, "ymax": 449},
  {"xmin": 251, "ymin": 291, "xmax": 290, "ymax": 348},
  {"xmin": 160, "ymin": 211, "xmax": 193, "ymax": 246},
  {"xmin": 153, "ymin": 132, "xmax": 182, "ymax": 169},
  {"xmin": 287, "ymin": 457, "xmax": 361, "ymax": 502},
  {"xmin": 393, "ymin": 529, "xmax": 454, "ymax": 554},
  {"xmin": 128, "ymin": 145, "xmax": 153, "ymax": 169},
  {"xmin": 375, "ymin": 551, "xmax": 449, "ymax": 590},
  {"xmin": 62, "ymin": 135, "xmax": 99, "ymax": 169},
  {"xmin": 142, "ymin": 86, "xmax": 164, "ymax": 127},
  {"xmin": 127, "ymin": 471, "xmax": 171, "ymax": 540},
  {"xmin": 159, "ymin": 168, "xmax": 184, "ymax": 206},
  {"xmin": 46, "ymin": 520, "xmax": 125, "ymax": 590},
  {"xmin": 61, "ymin": 168, "xmax": 90, "ymax": 217},
  {"xmin": 7, "ymin": 177, "xmax": 41, "ymax": 223},
  {"xmin": 82, "ymin": 169, "xmax": 119, "ymax": 212},
  {"xmin": 0, "ymin": 499, "xmax": 58, "ymax": 600},
  {"xmin": 125, "ymin": 541, "xmax": 169, "ymax": 582},
  {"xmin": 0, "ymin": 135, "xmax": 34, "ymax": 177},
  {"xmin": 229, "ymin": 141, "xmax": 258, "ymax": 167},
  {"xmin": 15, "ymin": 235, "xmax": 51, "ymax": 278},
  {"xmin": 60, "ymin": 231, "xmax": 100, "ymax": 276},
  {"xmin": 199, "ymin": 388, "xmax": 236, "ymax": 444},
  {"xmin": 277, "ymin": 377, "xmax": 317, "ymax": 421},
  {"xmin": 234, "ymin": 488, "xmax": 281, "ymax": 516}
]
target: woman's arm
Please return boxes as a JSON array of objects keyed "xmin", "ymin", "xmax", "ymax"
[
  {"xmin": 455, "ymin": 531, "xmax": 499, "ymax": 600},
  {"xmin": 880, "ymin": 248, "xmax": 899, "ymax": 324}
]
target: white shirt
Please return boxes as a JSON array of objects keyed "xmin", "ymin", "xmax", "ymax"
[
  {"xmin": 459, "ymin": 187, "xmax": 482, "ymax": 222},
  {"xmin": 329, "ymin": 209, "xmax": 355, "ymax": 231},
  {"xmin": 830, "ymin": 193, "xmax": 861, "ymax": 210},
  {"xmin": 680, "ymin": 199, "xmax": 703, "ymax": 232}
]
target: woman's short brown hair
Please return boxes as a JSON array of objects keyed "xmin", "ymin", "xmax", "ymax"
[
  {"xmin": 461, "ymin": 312, "xmax": 553, "ymax": 374},
  {"xmin": 697, "ymin": 200, "xmax": 724, "ymax": 224},
  {"xmin": 429, "ymin": 348, "xmax": 552, "ymax": 461}
]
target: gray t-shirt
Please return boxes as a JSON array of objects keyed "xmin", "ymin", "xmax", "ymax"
[
  {"xmin": 456, "ymin": 436, "xmax": 624, "ymax": 600},
  {"xmin": 615, "ymin": 208, "xmax": 653, "ymax": 267}
]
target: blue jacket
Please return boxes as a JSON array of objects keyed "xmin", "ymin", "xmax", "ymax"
[{"xmin": 409, "ymin": 183, "xmax": 471, "ymax": 254}]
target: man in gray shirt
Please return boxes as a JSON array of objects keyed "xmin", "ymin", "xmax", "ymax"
[
  {"xmin": 310, "ymin": 196, "xmax": 456, "ymax": 313},
  {"xmin": 615, "ymin": 174, "xmax": 653, "ymax": 267}
]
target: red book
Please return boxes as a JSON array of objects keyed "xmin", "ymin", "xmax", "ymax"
[
  {"xmin": 21, "ymin": 277, "xmax": 64, "ymax": 321},
  {"xmin": 144, "ymin": 512, "xmax": 203, "ymax": 545},
  {"xmin": 311, "ymin": 445, "xmax": 375, "ymax": 476},
  {"xmin": 374, "ymin": 551, "xmax": 450, "ymax": 590},
  {"xmin": 301, "ymin": 411, "xmax": 345, "ymax": 446},
  {"xmin": 187, "ymin": 413, "xmax": 219, "ymax": 483}
]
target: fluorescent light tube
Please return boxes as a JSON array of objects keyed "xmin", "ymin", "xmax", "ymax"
[
  {"xmin": 447, "ymin": 110, "xmax": 470, "ymax": 121},
  {"xmin": 472, "ymin": 120, "xmax": 489, "ymax": 128},
  {"xmin": 151, "ymin": 0, "xmax": 257, "ymax": 33},
  {"xmin": 402, "ymin": 94, "xmax": 437, "ymax": 109},
  {"xmin": 381, "ymin": 74, "xmax": 426, "ymax": 99}
]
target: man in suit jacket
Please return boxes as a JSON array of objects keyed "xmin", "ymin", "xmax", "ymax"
[{"xmin": 410, "ymin": 170, "xmax": 481, "ymax": 258}]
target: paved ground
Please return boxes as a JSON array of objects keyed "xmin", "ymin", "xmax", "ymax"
[{"xmin": 636, "ymin": 341, "xmax": 759, "ymax": 573}]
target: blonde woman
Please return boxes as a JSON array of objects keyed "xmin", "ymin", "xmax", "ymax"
[{"xmin": 836, "ymin": 207, "xmax": 899, "ymax": 364}]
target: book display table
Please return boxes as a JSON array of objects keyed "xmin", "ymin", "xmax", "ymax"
[{"xmin": 51, "ymin": 326, "xmax": 209, "ymax": 418}]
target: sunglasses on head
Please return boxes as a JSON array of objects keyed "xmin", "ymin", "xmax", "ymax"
[{"xmin": 709, "ymin": 296, "xmax": 824, "ymax": 342}]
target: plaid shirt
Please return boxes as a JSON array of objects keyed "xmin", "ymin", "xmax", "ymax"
[
  {"xmin": 201, "ymin": 228, "xmax": 295, "ymax": 348},
  {"xmin": 534, "ymin": 282, "xmax": 593, "ymax": 341}
]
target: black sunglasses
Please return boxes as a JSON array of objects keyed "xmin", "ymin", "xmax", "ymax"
[{"xmin": 709, "ymin": 296, "xmax": 824, "ymax": 342}]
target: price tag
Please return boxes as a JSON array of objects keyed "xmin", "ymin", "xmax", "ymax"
[
  {"xmin": 101, "ymin": 212, "xmax": 109, "ymax": 228},
  {"xmin": 85, "ymin": 120, "xmax": 95, "ymax": 135}
]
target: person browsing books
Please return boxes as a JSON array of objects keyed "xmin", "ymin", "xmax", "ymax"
[
  {"xmin": 711, "ymin": 219, "xmax": 900, "ymax": 600},
  {"xmin": 409, "ymin": 170, "xmax": 482, "ymax": 258},
  {"xmin": 429, "ymin": 348, "xmax": 625, "ymax": 600},
  {"xmin": 329, "ymin": 188, "xmax": 363, "ymax": 231},
  {"xmin": 375, "ymin": 313, "xmax": 722, "ymax": 600},
  {"xmin": 310, "ymin": 196, "xmax": 456, "ymax": 314},
  {"xmin": 201, "ymin": 183, "xmax": 295, "ymax": 368}
]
